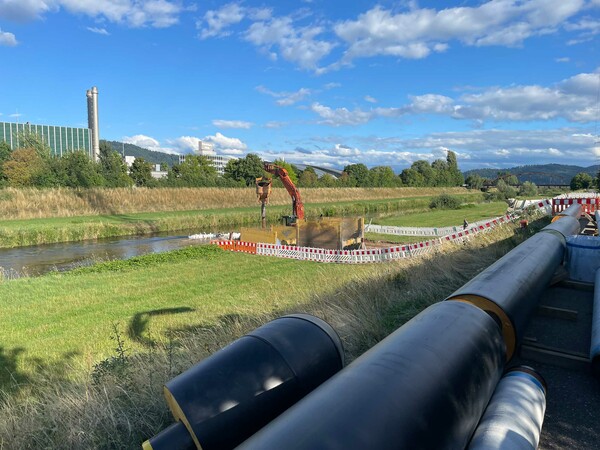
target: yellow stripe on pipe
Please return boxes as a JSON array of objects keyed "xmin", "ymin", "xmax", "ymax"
[
  {"xmin": 163, "ymin": 386, "xmax": 204, "ymax": 450},
  {"xmin": 450, "ymin": 295, "xmax": 515, "ymax": 361}
]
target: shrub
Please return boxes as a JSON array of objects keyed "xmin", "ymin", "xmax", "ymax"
[{"xmin": 429, "ymin": 194, "xmax": 461, "ymax": 209}]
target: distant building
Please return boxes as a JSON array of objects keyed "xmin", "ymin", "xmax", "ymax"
[
  {"xmin": 123, "ymin": 155, "xmax": 167, "ymax": 179},
  {"xmin": 178, "ymin": 140, "xmax": 236, "ymax": 175},
  {"xmin": 0, "ymin": 121, "xmax": 93, "ymax": 158},
  {"xmin": 0, "ymin": 86, "xmax": 100, "ymax": 160}
]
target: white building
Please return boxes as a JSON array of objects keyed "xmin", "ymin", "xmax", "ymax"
[{"xmin": 178, "ymin": 140, "xmax": 236, "ymax": 175}]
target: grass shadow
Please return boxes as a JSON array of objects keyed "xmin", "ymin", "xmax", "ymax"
[{"xmin": 128, "ymin": 307, "xmax": 195, "ymax": 348}]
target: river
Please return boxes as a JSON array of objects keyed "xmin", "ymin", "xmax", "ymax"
[{"xmin": 0, "ymin": 231, "xmax": 221, "ymax": 278}]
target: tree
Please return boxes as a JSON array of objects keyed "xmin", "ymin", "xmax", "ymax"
[
  {"xmin": 465, "ymin": 174, "xmax": 485, "ymax": 189},
  {"xmin": 368, "ymin": 166, "xmax": 397, "ymax": 187},
  {"xmin": 446, "ymin": 150, "xmax": 464, "ymax": 185},
  {"xmin": 431, "ymin": 159, "xmax": 452, "ymax": 186},
  {"xmin": 224, "ymin": 153, "xmax": 265, "ymax": 186},
  {"xmin": 298, "ymin": 166, "xmax": 318, "ymax": 187},
  {"xmin": 411, "ymin": 160, "xmax": 436, "ymax": 186},
  {"xmin": 495, "ymin": 179, "xmax": 518, "ymax": 199},
  {"xmin": 2, "ymin": 148, "xmax": 46, "ymax": 187},
  {"xmin": 343, "ymin": 163, "xmax": 370, "ymax": 187},
  {"xmin": 167, "ymin": 155, "xmax": 217, "ymax": 187},
  {"xmin": 129, "ymin": 157, "xmax": 154, "ymax": 187},
  {"xmin": 400, "ymin": 168, "xmax": 425, "ymax": 187},
  {"xmin": 273, "ymin": 159, "xmax": 298, "ymax": 185},
  {"xmin": 570, "ymin": 172, "xmax": 593, "ymax": 190},
  {"xmin": 100, "ymin": 148, "xmax": 132, "ymax": 187},
  {"xmin": 519, "ymin": 181, "xmax": 538, "ymax": 197},
  {"xmin": 0, "ymin": 141, "xmax": 12, "ymax": 185},
  {"xmin": 61, "ymin": 150, "xmax": 105, "ymax": 188},
  {"xmin": 319, "ymin": 173, "xmax": 337, "ymax": 187},
  {"xmin": 496, "ymin": 171, "xmax": 519, "ymax": 186}
]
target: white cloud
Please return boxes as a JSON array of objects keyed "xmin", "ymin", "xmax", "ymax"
[
  {"xmin": 310, "ymin": 68, "xmax": 600, "ymax": 127},
  {"xmin": 212, "ymin": 119, "xmax": 253, "ymax": 129},
  {"xmin": 327, "ymin": 1, "xmax": 586, "ymax": 70},
  {"xmin": 555, "ymin": 57, "xmax": 570, "ymax": 63},
  {"xmin": 245, "ymin": 16, "xmax": 335, "ymax": 70},
  {"xmin": 198, "ymin": 2, "xmax": 245, "ymax": 39},
  {"xmin": 204, "ymin": 132, "xmax": 247, "ymax": 154},
  {"xmin": 364, "ymin": 95, "xmax": 377, "ymax": 103},
  {"xmin": 0, "ymin": 28, "xmax": 17, "ymax": 46},
  {"xmin": 123, "ymin": 134, "xmax": 162, "ymax": 151},
  {"xmin": 256, "ymin": 85, "xmax": 312, "ymax": 106},
  {"xmin": 0, "ymin": 0, "xmax": 182, "ymax": 28},
  {"xmin": 87, "ymin": 26, "xmax": 109, "ymax": 35},
  {"xmin": 0, "ymin": 0, "xmax": 53, "ymax": 22},
  {"xmin": 167, "ymin": 136, "xmax": 200, "ymax": 153},
  {"xmin": 310, "ymin": 103, "xmax": 374, "ymax": 126},
  {"xmin": 264, "ymin": 121, "xmax": 287, "ymax": 128}
]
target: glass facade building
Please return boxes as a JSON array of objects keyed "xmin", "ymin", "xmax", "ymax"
[{"xmin": 0, "ymin": 121, "xmax": 93, "ymax": 158}]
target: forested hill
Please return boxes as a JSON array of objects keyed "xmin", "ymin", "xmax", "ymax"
[
  {"xmin": 104, "ymin": 140, "xmax": 180, "ymax": 167},
  {"xmin": 464, "ymin": 164, "xmax": 600, "ymax": 185}
]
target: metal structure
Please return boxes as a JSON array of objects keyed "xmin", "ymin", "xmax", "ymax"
[
  {"xmin": 263, "ymin": 163, "xmax": 305, "ymax": 222},
  {"xmin": 468, "ymin": 366, "xmax": 547, "ymax": 450},
  {"xmin": 551, "ymin": 203, "xmax": 582, "ymax": 222},
  {"xmin": 255, "ymin": 176, "xmax": 272, "ymax": 229},
  {"xmin": 86, "ymin": 86, "xmax": 100, "ymax": 161},
  {"xmin": 143, "ymin": 314, "xmax": 344, "ymax": 450}
]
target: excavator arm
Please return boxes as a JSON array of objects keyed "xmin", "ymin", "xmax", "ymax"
[{"xmin": 264, "ymin": 163, "xmax": 305, "ymax": 220}]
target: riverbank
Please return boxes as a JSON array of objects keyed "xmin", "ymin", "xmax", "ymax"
[
  {"xmin": 0, "ymin": 221, "xmax": 527, "ymax": 449},
  {"xmin": 0, "ymin": 192, "xmax": 483, "ymax": 248}
]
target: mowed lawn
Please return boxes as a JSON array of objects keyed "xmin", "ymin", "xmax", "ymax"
[{"xmin": 0, "ymin": 248, "xmax": 379, "ymax": 382}]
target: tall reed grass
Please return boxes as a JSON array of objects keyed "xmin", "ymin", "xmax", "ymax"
[
  {"xmin": 0, "ymin": 223, "xmax": 526, "ymax": 449},
  {"xmin": 0, "ymin": 187, "xmax": 479, "ymax": 220}
]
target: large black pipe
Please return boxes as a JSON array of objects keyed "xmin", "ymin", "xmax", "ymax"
[
  {"xmin": 236, "ymin": 301, "xmax": 505, "ymax": 450},
  {"xmin": 143, "ymin": 314, "xmax": 344, "ymax": 450},
  {"xmin": 447, "ymin": 216, "xmax": 580, "ymax": 359},
  {"xmin": 591, "ymin": 269, "xmax": 600, "ymax": 377}
]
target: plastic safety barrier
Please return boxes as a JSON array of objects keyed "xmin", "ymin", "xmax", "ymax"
[{"xmin": 213, "ymin": 213, "xmax": 522, "ymax": 265}]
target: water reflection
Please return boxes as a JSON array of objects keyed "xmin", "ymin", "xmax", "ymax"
[{"xmin": 0, "ymin": 231, "xmax": 212, "ymax": 277}]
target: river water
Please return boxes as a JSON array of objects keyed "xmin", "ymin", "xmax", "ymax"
[{"xmin": 0, "ymin": 231, "xmax": 219, "ymax": 277}]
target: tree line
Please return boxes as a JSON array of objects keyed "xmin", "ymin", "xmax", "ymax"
[{"xmin": 0, "ymin": 134, "xmax": 466, "ymax": 189}]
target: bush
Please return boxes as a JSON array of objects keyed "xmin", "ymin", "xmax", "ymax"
[{"xmin": 429, "ymin": 194, "xmax": 461, "ymax": 209}]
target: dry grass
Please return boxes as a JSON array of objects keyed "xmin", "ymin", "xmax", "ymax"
[
  {"xmin": 0, "ymin": 221, "xmax": 530, "ymax": 449},
  {"xmin": 0, "ymin": 187, "xmax": 474, "ymax": 220}
]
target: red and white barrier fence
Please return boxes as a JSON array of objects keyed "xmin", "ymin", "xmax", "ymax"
[
  {"xmin": 213, "ymin": 212, "xmax": 522, "ymax": 264},
  {"xmin": 365, "ymin": 200, "xmax": 551, "ymax": 237}
]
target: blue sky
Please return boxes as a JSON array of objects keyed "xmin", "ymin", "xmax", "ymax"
[{"xmin": 0, "ymin": 0, "xmax": 599, "ymax": 171}]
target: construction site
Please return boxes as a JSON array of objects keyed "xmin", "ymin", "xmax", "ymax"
[{"xmin": 139, "ymin": 172, "xmax": 600, "ymax": 450}]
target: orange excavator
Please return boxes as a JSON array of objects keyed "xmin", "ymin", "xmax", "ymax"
[{"xmin": 256, "ymin": 163, "xmax": 305, "ymax": 227}]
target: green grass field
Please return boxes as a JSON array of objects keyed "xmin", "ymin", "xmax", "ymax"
[{"xmin": 0, "ymin": 246, "xmax": 382, "ymax": 386}]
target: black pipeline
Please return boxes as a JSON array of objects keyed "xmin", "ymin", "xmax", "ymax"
[
  {"xmin": 591, "ymin": 269, "xmax": 600, "ymax": 377},
  {"xmin": 143, "ymin": 314, "xmax": 344, "ymax": 450},
  {"xmin": 237, "ymin": 301, "xmax": 506, "ymax": 450},
  {"xmin": 447, "ymin": 215, "xmax": 580, "ymax": 359}
]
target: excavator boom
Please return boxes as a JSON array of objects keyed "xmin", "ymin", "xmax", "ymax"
[{"xmin": 264, "ymin": 163, "xmax": 305, "ymax": 220}]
